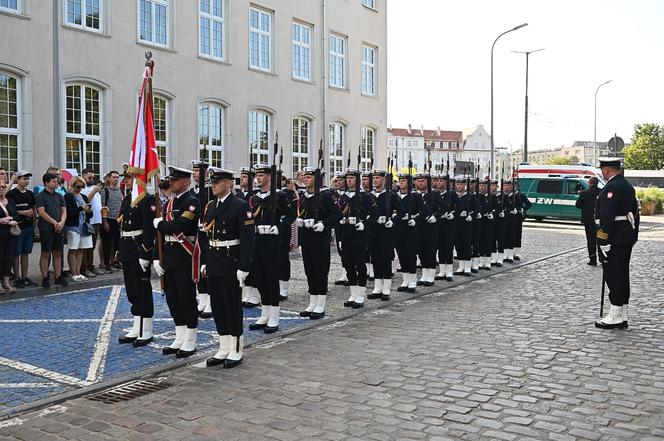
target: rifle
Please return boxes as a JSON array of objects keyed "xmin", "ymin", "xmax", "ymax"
[
  {"xmin": 313, "ymin": 140, "xmax": 323, "ymax": 221},
  {"xmin": 426, "ymin": 148, "xmax": 432, "ymax": 195},
  {"xmin": 355, "ymin": 152, "xmax": 362, "ymax": 218},
  {"xmin": 197, "ymin": 161, "xmax": 209, "ymax": 208},
  {"xmin": 446, "ymin": 154, "xmax": 451, "ymax": 206},
  {"xmin": 367, "ymin": 155, "xmax": 374, "ymax": 194},
  {"xmin": 407, "ymin": 152, "xmax": 413, "ymax": 196},
  {"xmin": 500, "ymin": 161, "xmax": 505, "ymax": 215},
  {"xmin": 385, "ymin": 153, "xmax": 393, "ymax": 219},
  {"xmin": 248, "ymin": 132, "xmax": 254, "ymax": 198},
  {"xmin": 270, "ymin": 132, "xmax": 279, "ymax": 226},
  {"xmin": 345, "ymin": 151, "xmax": 351, "ymax": 193}
]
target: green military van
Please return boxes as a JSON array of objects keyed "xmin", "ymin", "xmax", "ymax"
[{"xmin": 518, "ymin": 176, "xmax": 596, "ymax": 221}]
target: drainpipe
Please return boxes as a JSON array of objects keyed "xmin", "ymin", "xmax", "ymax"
[{"xmin": 52, "ymin": 0, "xmax": 61, "ymax": 167}]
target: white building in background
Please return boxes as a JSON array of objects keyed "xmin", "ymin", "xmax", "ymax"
[
  {"xmin": 0, "ymin": 0, "xmax": 387, "ymax": 179},
  {"xmin": 461, "ymin": 124, "xmax": 493, "ymax": 176}
]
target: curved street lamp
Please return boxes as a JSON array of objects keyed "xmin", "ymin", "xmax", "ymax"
[
  {"xmin": 490, "ymin": 23, "xmax": 528, "ymax": 178},
  {"xmin": 594, "ymin": 80, "xmax": 613, "ymax": 166}
]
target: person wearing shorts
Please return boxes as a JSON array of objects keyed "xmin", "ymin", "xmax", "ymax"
[
  {"xmin": 35, "ymin": 172, "xmax": 67, "ymax": 288},
  {"xmin": 7, "ymin": 170, "xmax": 37, "ymax": 288},
  {"xmin": 64, "ymin": 176, "xmax": 93, "ymax": 281}
]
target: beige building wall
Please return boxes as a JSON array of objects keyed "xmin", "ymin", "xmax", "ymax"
[{"xmin": 0, "ymin": 0, "xmax": 387, "ymax": 180}]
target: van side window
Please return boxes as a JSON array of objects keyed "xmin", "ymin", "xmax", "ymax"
[
  {"xmin": 566, "ymin": 180, "xmax": 582, "ymax": 194},
  {"xmin": 537, "ymin": 180, "xmax": 562, "ymax": 194}
]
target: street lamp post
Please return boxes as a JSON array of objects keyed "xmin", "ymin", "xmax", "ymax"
[
  {"xmin": 593, "ymin": 80, "xmax": 613, "ymax": 166},
  {"xmin": 491, "ymin": 23, "xmax": 528, "ymax": 178},
  {"xmin": 512, "ymin": 48, "xmax": 544, "ymax": 164}
]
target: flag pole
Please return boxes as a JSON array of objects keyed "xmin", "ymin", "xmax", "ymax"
[{"xmin": 144, "ymin": 51, "xmax": 165, "ymax": 290}]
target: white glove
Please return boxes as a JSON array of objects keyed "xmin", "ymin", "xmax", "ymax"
[
  {"xmin": 139, "ymin": 258, "xmax": 150, "ymax": 272},
  {"xmin": 407, "ymin": 219, "xmax": 416, "ymax": 227},
  {"xmin": 401, "ymin": 214, "xmax": 409, "ymax": 221},
  {"xmin": 487, "ymin": 213, "xmax": 494, "ymax": 220},
  {"xmin": 460, "ymin": 211, "xmax": 467, "ymax": 218},
  {"xmin": 200, "ymin": 264, "xmax": 207, "ymax": 277},
  {"xmin": 237, "ymin": 270, "xmax": 249, "ymax": 287},
  {"xmin": 313, "ymin": 222, "xmax": 325, "ymax": 232},
  {"xmin": 338, "ymin": 241, "xmax": 342, "ymax": 251},
  {"xmin": 268, "ymin": 225, "xmax": 279, "ymax": 235},
  {"xmin": 476, "ymin": 213, "xmax": 482, "ymax": 219},
  {"xmin": 598, "ymin": 244, "xmax": 611, "ymax": 263},
  {"xmin": 519, "ymin": 208, "xmax": 524, "ymax": 213},
  {"xmin": 466, "ymin": 215, "xmax": 472, "ymax": 222},
  {"xmin": 153, "ymin": 260, "xmax": 165, "ymax": 277},
  {"xmin": 499, "ymin": 212, "xmax": 505, "ymax": 218},
  {"xmin": 384, "ymin": 220, "xmax": 393, "ymax": 229},
  {"xmin": 355, "ymin": 222, "xmax": 365, "ymax": 231},
  {"xmin": 511, "ymin": 209, "xmax": 518, "ymax": 215},
  {"xmin": 296, "ymin": 218, "xmax": 304, "ymax": 228},
  {"xmin": 339, "ymin": 218, "xmax": 346, "ymax": 225},
  {"xmin": 426, "ymin": 215, "xmax": 437, "ymax": 224},
  {"xmin": 153, "ymin": 217, "xmax": 163, "ymax": 228},
  {"xmin": 377, "ymin": 216, "xmax": 386, "ymax": 224},
  {"xmin": 446, "ymin": 212, "xmax": 454, "ymax": 220}
]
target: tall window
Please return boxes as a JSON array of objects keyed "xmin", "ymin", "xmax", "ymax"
[
  {"xmin": 249, "ymin": 7, "xmax": 271, "ymax": 71},
  {"xmin": 198, "ymin": 103, "xmax": 224, "ymax": 167},
  {"xmin": 328, "ymin": 123, "xmax": 344, "ymax": 175},
  {"xmin": 329, "ymin": 34, "xmax": 346, "ymax": 88},
  {"xmin": 361, "ymin": 45, "xmax": 376, "ymax": 96},
  {"xmin": 249, "ymin": 110, "xmax": 269, "ymax": 165},
  {"xmin": 362, "ymin": 0, "xmax": 375, "ymax": 8},
  {"xmin": 153, "ymin": 96, "xmax": 168, "ymax": 165},
  {"xmin": 360, "ymin": 127, "xmax": 375, "ymax": 172},
  {"xmin": 65, "ymin": 84, "xmax": 102, "ymax": 175},
  {"xmin": 66, "ymin": 0, "xmax": 101, "ymax": 30},
  {"xmin": 292, "ymin": 117, "xmax": 309, "ymax": 176},
  {"xmin": 292, "ymin": 22, "xmax": 311, "ymax": 81},
  {"xmin": 199, "ymin": 0, "xmax": 224, "ymax": 60},
  {"xmin": 0, "ymin": 0, "xmax": 18, "ymax": 12},
  {"xmin": 139, "ymin": 0, "xmax": 168, "ymax": 47},
  {"xmin": 0, "ymin": 74, "xmax": 19, "ymax": 171}
]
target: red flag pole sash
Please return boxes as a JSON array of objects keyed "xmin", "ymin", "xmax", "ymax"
[{"xmin": 164, "ymin": 199, "xmax": 201, "ymax": 282}]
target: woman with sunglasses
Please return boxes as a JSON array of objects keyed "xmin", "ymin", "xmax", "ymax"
[
  {"xmin": 0, "ymin": 182, "xmax": 19, "ymax": 293},
  {"xmin": 64, "ymin": 176, "xmax": 93, "ymax": 281}
]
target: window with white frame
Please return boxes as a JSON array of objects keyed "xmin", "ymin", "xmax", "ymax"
[
  {"xmin": 153, "ymin": 96, "xmax": 168, "ymax": 165},
  {"xmin": 292, "ymin": 117, "xmax": 309, "ymax": 177},
  {"xmin": 249, "ymin": 7, "xmax": 272, "ymax": 71},
  {"xmin": 198, "ymin": 103, "xmax": 224, "ymax": 168},
  {"xmin": 199, "ymin": 0, "xmax": 224, "ymax": 60},
  {"xmin": 292, "ymin": 22, "xmax": 311, "ymax": 81},
  {"xmin": 65, "ymin": 84, "xmax": 102, "ymax": 175},
  {"xmin": 66, "ymin": 0, "xmax": 101, "ymax": 30},
  {"xmin": 360, "ymin": 127, "xmax": 375, "ymax": 172},
  {"xmin": 0, "ymin": 0, "xmax": 18, "ymax": 12},
  {"xmin": 0, "ymin": 73, "xmax": 19, "ymax": 171},
  {"xmin": 328, "ymin": 123, "xmax": 344, "ymax": 175},
  {"xmin": 249, "ymin": 110, "xmax": 270, "ymax": 165},
  {"xmin": 329, "ymin": 34, "xmax": 346, "ymax": 88},
  {"xmin": 139, "ymin": 0, "xmax": 168, "ymax": 47},
  {"xmin": 362, "ymin": 0, "xmax": 375, "ymax": 8},
  {"xmin": 361, "ymin": 45, "xmax": 376, "ymax": 96}
]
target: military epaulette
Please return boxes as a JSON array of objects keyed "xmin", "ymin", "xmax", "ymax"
[
  {"xmin": 182, "ymin": 210, "xmax": 195, "ymax": 221},
  {"xmin": 596, "ymin": 229, "xmax": 609, "ymax": 240}
]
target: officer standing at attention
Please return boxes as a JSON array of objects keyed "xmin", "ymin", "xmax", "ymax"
[
  {"xmin": 594, "ymin": 158, "xmax": 639, "ymax": 329},
  {"xmin": 414, "ymin": 172, "xmax": 444, "ymax": 286},
  {"xmin": 117, "ymin": 173, "xmax": 157, "ymax": 347},
  {"xmin": 191, "ymin": 161, "xmax": 213, "ymax": 319},
  {"xmin": 453, "ymin": 178, "xmax": 474, "ymax": 276},
  {"xmin": 576, "ymin": 176, "xmax": 602, "ymax": 266},
  {"xmin": 153, "ymin": 167, "xmax": 201, "ymax": 358},
  {"xmin": 395, "ymin": 171, "xmax": 422, "ymax": 293},
  {"xmin": 436, "ymin": 175, "xmax": 459, "ymax": 281},
  {"xmin": 237, "ymin": 167, "xmax": 261, "ymax": 309},
  {"xmin": 199, "ymin": 168, "xmax": 255, "ymax": 368}
]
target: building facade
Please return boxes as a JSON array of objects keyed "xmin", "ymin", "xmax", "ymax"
[{"xmin": 0, "ymin": 0, "xmax": 387, "ymax": 179}]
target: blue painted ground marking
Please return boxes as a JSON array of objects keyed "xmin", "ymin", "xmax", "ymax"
[{"xmin": 0, "ymin": 285, "xmax": 309, "ymax": 416}]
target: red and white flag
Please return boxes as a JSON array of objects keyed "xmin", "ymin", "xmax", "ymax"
[{"xmin": 127, "ymin": 64, "xmax": 160, "ymax": 207}]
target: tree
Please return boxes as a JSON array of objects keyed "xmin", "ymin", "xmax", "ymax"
[
  {"xmin": 623, "ymin": 123, "xmax": 664, "ymax": 170},
  {"xmin": 546, "ymin": 156, "xmax": 573, "ymax": 165}
]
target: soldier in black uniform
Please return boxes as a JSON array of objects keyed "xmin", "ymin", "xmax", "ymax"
[
  {"xmin": 436, "ymin": 176, "xmax": 459, "ymax": 281},
  {"xmin": 331, "ymin": 173, "xmax": 349, "ymax": 287},
  {"xmin": 511, "ymin": 177, "xmax": 532, "ymax": 261},
  {"xmin": 361, "ymin": 173, "xmax": 375, "ymax": 281},
  {"xmin": 395, "ymin": 172, "xmax": 421, "ymax": 293},
  {"xmin": 117, "ymin": 173, "xmax": 157, "ymax": 347},
  {"xmin": 152, "ymin": 167, "xmax": 201, "ymax": 358},
  {"xmin": 453, "ymin": 178, "xmax": 475, "ymax": 276},
  {"xmin": 503, "ymin": 179, "xmax": 518, "ymax": 262},
  {"xmin": 191, "ymin": 161, "xmax": 213, "ymax": 319},
  {"xmin": 297, "ymin": 168, "xmax": 343, "ymax": 318},
  {"xmin": 278, "ymin": 176, "xmax": 297, "ymax": 301},
  {"xmin": 477, "ymin": 179, "xmax": 495, "ymax": 270},
  {"xmin": 236, "ymin": 167, "xmax": 260, "ymax": 308},
  {"xmin": 247, "ymin": 165, "xmax": 295, "ymax": 333},
  {"xmin": 367, "ymin": 170, "xmax": 405, "ymax": 301},
  {"xmin": 469, "ymin": 178, "xmax": 483, "ymax": 273},
  {"xmin": 415, "ymin": 172, "xmax": 445, "ymax": 286},
  {"xmin": 339, "ymin": 169, "xmax": 378, "ymax": 307},
  {"xmin": 493, "ymin": 180, "xmax": 509, "ymax": 267},
  {"xmin": 198, "ymin": 168, "xmax": 255, "ymax": 368},
  {"xmin": 595, "ymin": 158, "xmax": 639, "ymax": 329}
]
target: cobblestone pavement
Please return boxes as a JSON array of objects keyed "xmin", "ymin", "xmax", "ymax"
[{"xmin": 1, "ymin": 224, "xmax": 663, "ymax": 441}]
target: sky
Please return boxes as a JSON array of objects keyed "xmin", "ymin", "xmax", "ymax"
[{"xmin": 387, "ymin": 0, "xmax": 664, "ymax": 152}]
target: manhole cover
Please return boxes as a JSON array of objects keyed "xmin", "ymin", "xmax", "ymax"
[{"xmin": 87, "ymin": 378, "xmax": 172, "ymax": 404}]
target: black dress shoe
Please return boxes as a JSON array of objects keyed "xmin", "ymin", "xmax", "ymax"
[
  {"xmin": 351, "ymin": 302, "xmax": 364, "ymax": 309},
  {"xmin": 381, "ymin": 294, "xmax": 390, "ymax": 301},
  {"xmin": 513, "ymin": 256, "xmax": 521, "ymax": 261},
  {"xmin": 406, "ymin": 287, "xmax": 416, "ymax": 293},
  {"xmin": 242, "ymin": 302, "xmax": 259, "ymax": 308},
  {"xmin": 434, "ymin": 275, "xmax": 445, "ymax": 280},
  {"xmin": 445, "ymin": 277, "xmax": 454, "ymax": 282},
  {"xmin": 367, "ymin": 293, "xmax": 382, "ymax": 299},
  {"xmin": 368, "ymin": 276, "xmax": 375, "ymax": 281},
  {"xmin": 248, "ymin": 322, "xmax": 267, "ymax": 330},
  {"xmin": 279, "ymin": 295, "xmax": 288, "ymax": 301},
  {"xmin": 310, "ymin": 311, "xmax": 325, "ymax": 320},
  {"xmin": 133, "ymin": 336, "xmax": 153, "ymax": 347},
  {"xmin": 471, "ymin": 269, "xmax": 479, "ymax": 274},
  {"xmin": 495, "ymin": 263, "xmax": 503, "ymax": 267},
  {"xmin": 422, "ymin": 281, "xmax": 434, "ymax": 287},
  {"xmin": 200, "ymin": 311, "xmax": 213, "ymax": 319},
  {"xmin": 396, "ymin": 267, "xmax": 403, "ymax": 273},
  {"xmin": 462, "ymin": 272, "xmax": 472, "ymax": 277},
  {"xmin": 206, "ymin": 357, "xmax": 225, "ymax": 367},
  {"xmin": 334, "ymin": 280, "xmax": 347, "ymax": 285},
  {"xmin": 162, "ymin": 346, "xmax": 179, "ymax": 355},
  {"xmin": 453, "ymin": 271, "xmax": 464, "ymax": 276},
  {"xmin": 264, "ymin": 325, "xmax": 279, "ymax": 334},
  {"xmin": 300, "ymin": 310, "xmax": 312, "ymax": 317},
  {"xmin": 397, "ymin": 286, "xmax": 407, "ymax": 292},
  {"xmin": 344, "ymin": 300, "xmax": 355, "ymax": 306},
  {"xmin": 224, "ymin": 358, "xmax": 242, "ymax": 369},
  {"xmin": 505, "ymin": 258, "xmax": 513, "ymax": 263},
  {"xmin": 587, "ymin": 261, "xmax": 597, "ymax": 266},
  {"xmin": 118, "ymin": 334, "xmax": 137, "ymax": 344},
  {"xmin": 484, "ymin": 266, "xmax": 492, "ymax": 271},
  {"xmin": 490, "ymin": 262, "xmax": 497, "ymax": 267},
  {"xmin": 416, "ymin": 280, "xmax": 424, "ymax": 286},
  {"xmin": 176, "ymin": 348, "xmax": 196, "ymax": 358}
]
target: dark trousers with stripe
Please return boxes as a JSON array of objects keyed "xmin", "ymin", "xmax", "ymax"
[
  {"xmin": 278, "ymin": 233, "xmax": 291, "ymax": 281},
  {"xmin": 250, "ymin": 235, "xmax": 281, "ymax": 306},
  {"xmin": 369, "ymin": 226, "xmax": 395, "ymax": 279},
  {"xmin": 300, "ymin": 229, "xmax": 332, "ymax": 296},
  {"xmin": 454, "ymin": 219, "xmax": 472, "ymax": 260},
  {"xmin": 395, "ymin": 223, "xmax": 417, "ymax": 274},
  {"xmin": 495, "ymin": 217, "xmax": 506, "ymax": 253},
  {"xmin": 164, "ymin": 266, "xmax": 198, "ymax": 328},
  {"xmin": 605, "ymin": 244, "xmax": 633, "ymax": 306},
  {"xmin": 438, "ymin": 219, "xmax": 455, "ymax": 265},
  {"xmin": 340, "ymin": 229, "xmax": 369, "ymax": 286},
  {"xmin": 417, "ymin": 223, "xmax": 438, "ymax": 269},
  {"xmin": 209, "ymin": 275, "xmax": 243, "ymax": 337},
  {"xmin": 122, "ymin": 260, "xmax": 154, "ymax": 318},
  {"xmin": 471, "ymin": 218, "xmax": 482, "ymax": 258},
  {"xmin": 480, "ymin": 219, "xmax": 494, "ymax": 258},
  {"xmin": 584, "ymin": 222, "xmax": 598, "ymax": 263}
]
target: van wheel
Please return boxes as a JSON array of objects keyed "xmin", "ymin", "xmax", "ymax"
[{"xmin": 533, "ymin": 216, "xmax": 544, "ymax": 222}]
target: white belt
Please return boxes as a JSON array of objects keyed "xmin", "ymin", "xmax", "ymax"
[
  {"xmin": 209, "ymin": 239, "xmax": 240, "ymax": 248},
  {"xmin": 120, "ymin": 230, "xmax": 142, "ymax": 238},
  {"xmin": 164, "ymin": 235, "xmax": 195, "ymax": 243},
  {"xmin": 614, "ymin": 216, "xmax": 627, "ymax": 221}
]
